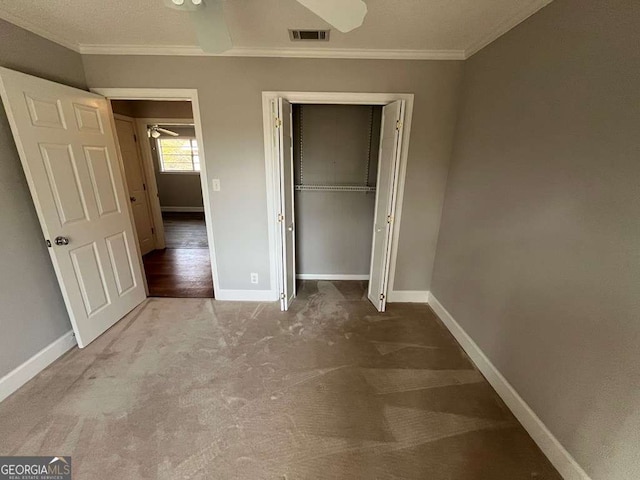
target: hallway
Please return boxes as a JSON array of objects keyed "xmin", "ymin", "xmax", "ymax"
[{"xmin": 142, "ymin": 212, "xmax": 213, "ymax": 298}]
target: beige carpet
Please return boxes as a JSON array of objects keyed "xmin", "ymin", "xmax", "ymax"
[{"xmin": 0, "ymin": 281, "xmax": 561, "ymax": 479}]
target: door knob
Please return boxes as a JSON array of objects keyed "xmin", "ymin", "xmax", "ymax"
[
  {"xmin": 130, "ymin": 196, "xmax": 136, "ymax": 202},
  {"xmin": 54, "ymin": 236, "xmax": 70, "ymax": 246}
]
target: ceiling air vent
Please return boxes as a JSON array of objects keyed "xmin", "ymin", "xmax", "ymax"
[{"xmin": 289, "ymin": 29, "xmax": 330, "ymax": 41}]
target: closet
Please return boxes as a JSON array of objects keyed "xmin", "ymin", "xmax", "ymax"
[
  {"xmin": 273, "ymin": 96, "xmax": 406, "ymax": 312},
  {"xmin": 292, "ymin": 104, "xmax": 383, "ymax": 281}
]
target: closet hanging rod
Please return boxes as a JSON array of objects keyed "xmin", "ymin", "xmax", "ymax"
[{"xmin": 295, "ymin": 185, "xmax": 376, "ymax": 193}]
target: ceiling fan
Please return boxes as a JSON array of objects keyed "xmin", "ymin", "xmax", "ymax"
[
  {"xmin": 162, "ymin": 0, "xmax": 368, "ymax": 53},
  {"xmin": 148, "ymin": 125, "xmax": 180, "ymax": 138}
]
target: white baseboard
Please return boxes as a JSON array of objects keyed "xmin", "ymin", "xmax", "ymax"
[
  {"xmin": 296, "ymin": 274, "xmax": 370, "ymax": 281},
  {"xmin": 0, "ymin": 330, "xmax": 76, "ymax": 404},
  {"xmin": 428, "ymin": 294, "xmax": 590, "ymax": 480},
  {"xmin": 387, "ymin": 290, "xmax": 430, "ymax": 303},
  {"xmin": 215, "ymin": 289, "xmax": 278, "ymax": 302},
  {"xmin": 161, "ymin": 206, "xmax": 204, "ymax": 213}
]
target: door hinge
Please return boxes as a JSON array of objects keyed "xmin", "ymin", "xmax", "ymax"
[
  {"xmin": 280, "ymin": 292, "xmax": 286, "ymax": 300},
  {"xmin": 380, "ymin": 293, "xmax": 385, "ymax": 300},
  {"xmin": 277, "ymin": 213, "xmax": 285, "ymax": 222},
  {"xmin": 133, "ymin": 134, "xmax": 137, "ymax": 142},
  {"xmin": 396, "ymin": 121, "xmax": 403, "ymax": 131},
  {"xmin": 275, "ymin": 117, "xmax": 282, "ymax": 129},
  {"xmin": 387, "ymin": 215, "xmax": 393, "ymax": 224},
  {"xmin": 143, "ymin": 183, "xmax": 146, "ymax": 191},
  {"xmin": 46, "ymin": 239, "xmax": 52, "ymax": 248},
  {"xmin": 151, "ymin": 227, "xmax": 155, "ymax": 234}
]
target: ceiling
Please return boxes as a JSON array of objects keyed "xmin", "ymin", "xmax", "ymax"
[{"xmin": 0, "ymin": 0, "xmax": 553, "ymax": 59}]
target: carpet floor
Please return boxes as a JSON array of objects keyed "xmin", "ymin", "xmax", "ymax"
[{"xmin": 0, "ymin": 281, "xmax": 561, "ymax": 479}]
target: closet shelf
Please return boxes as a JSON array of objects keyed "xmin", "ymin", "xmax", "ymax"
[{"xmin": 295, "ymin": 185, "xmax": 376, "ymax": 193}]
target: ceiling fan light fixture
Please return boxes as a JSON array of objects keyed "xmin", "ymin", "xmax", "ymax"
[
  {"xmin": 172, "ymin": 0, "xmax": 185, "ymax": 5},
  {"xmin": 192, "ymin": 0, "xmax": 203, "ymax": 5}
]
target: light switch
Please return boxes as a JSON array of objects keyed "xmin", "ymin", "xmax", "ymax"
[{"xmin": 212, "ymin": 179, "xmax": 221, "ymax": 192}]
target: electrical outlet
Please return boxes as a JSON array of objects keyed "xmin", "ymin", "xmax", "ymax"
[
  {"xmin": 250, "ymin": 273, "xmax": 259, "ymax": 284},
  {"xmin": 212, "ymin": 179, "xmax": 221, "ymax": 191}
]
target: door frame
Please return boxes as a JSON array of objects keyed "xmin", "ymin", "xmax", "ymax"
[
  {"xmin": 91, "ymin": 88, "xmax": 220, "ymax": 297},
  {"xmin": 261, "ymin": 91, "xmax": 414, "ymax": 303}
]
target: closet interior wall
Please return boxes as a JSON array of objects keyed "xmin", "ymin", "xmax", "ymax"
[{"xmin": 293, "ymin": 104, "xmax": 382, "ymax": 277}]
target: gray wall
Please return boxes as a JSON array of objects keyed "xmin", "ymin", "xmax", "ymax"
[
  {"xmin": 149, "ymin": 125, "xmax": 204, "ymax": 209},
  {"xmin": 293, "ymin": 105, "xmax": 381, "ymax": 276},
  {"xmin": 82, "ymin": 56, "xmax": 462, "ymax": 291},
  {"xmin": 0, "ymin": 19, "xmax": 85, "ymax": 377},
  {"xmin": 431, "ymin": 1, "xmax": 640, "ymax": 478}
]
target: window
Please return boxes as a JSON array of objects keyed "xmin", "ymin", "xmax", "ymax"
[{"xmin": 157, "ymin": 138, "xmax": 200, "ymax": 172}]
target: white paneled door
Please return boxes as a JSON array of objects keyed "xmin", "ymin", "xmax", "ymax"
[
  {"xmin": 368, "ymin": 100, "xmax": 405, "ymax": 312},
  {"xmin": 114, "ymin": 116, "xmax": 155, "ymax": 255},
  {"xmin": 277, "ymin": 98, "xmax": 296, "ymax": 311},
  {"xmin": 0, "ymin": 67, "xmax": 146, "ymax": 348}
]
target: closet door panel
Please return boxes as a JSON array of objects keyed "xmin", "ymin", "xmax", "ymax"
[
  {"xmin": 368, "ymin": 100, "xmax": 405, "ymax": 312},
  {"xmin": 278, "ymin": 98, "xmax": 296, "ymax": 310}
]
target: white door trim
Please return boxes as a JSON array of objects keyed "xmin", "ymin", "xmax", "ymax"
[
  {"xmin": 90, "ymin": 88, "xmax": 220, "ymax": 297},
  {"xmin": 261, "ymin": 91, "xmax": 414, "ymax": 302}
]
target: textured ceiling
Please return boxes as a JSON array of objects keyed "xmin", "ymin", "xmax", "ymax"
[{"xmin": 0, "ymin": 0, "xmax": 553, "ymax": 57}]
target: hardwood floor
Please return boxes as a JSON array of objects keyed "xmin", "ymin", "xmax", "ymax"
[
  {"xmin": 162, "ymin": 212, "xmax": 208, "ymax": 249},
  {"xmin": 143, "ymin": 212, "xmax": 214, "ymax": 298}
]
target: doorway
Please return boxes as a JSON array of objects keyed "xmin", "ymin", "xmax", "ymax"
[
  {"xmin": 263, "ymin": 92, "xmax": 414, "ymax": 313},
  {"xmin": 110, "ymin": 100, "xmax": 214, "ymax": 298},
  {"xmin": 0, "ymin": 69, "xmax": 221, "ymax": 347}
]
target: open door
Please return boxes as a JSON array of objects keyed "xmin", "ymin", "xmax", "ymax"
[
  {"xmin": 114, "ymin": 115, "xmax": 156, "ymax": 255},
  {"xmin": 277, "ymin": 98, "xmax": 296, "ymax": 310},
  {"xmin": 0, "ymin": 67, "xmax": 146, "ymax": 347},
  {"xmin": 368, "ymin": 100, "xmax": 405, "ymax": 312}
]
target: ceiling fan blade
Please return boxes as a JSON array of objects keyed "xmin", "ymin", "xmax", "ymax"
[
  {"xmin": 190, "ymin": 0, "xmax": 233, "ymax": 54},
  {"xmin": 295, "ymin": 0, "xmax": 367, "ymax": 33},
  {"xmin": 155, "ymin": 127, "xmax": 180, "ymax": 136}
]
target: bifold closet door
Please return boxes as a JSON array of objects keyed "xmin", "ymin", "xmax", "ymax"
[
  {"xmin": 368, "ymin": 100, "xmax": 405, "ymax": 312},
  {"xmin": 0, "ymin": 67, "xmax": 146, "ymax": 347},
  {"xmin": 277, "ymin": 98, "xmax": 296, "ymax": 311}
]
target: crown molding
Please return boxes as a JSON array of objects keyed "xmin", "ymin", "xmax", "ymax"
[
  {"xmin": 78, "ymin": 44, "xmax": 465, "ymax": 60},
  {"xmin": 0, "ymin": 10, "xmax": 80, "ymax": 52},
  {"xmin": 464, "ymin": 0, "xmax": 554, "ymax": 58}
]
